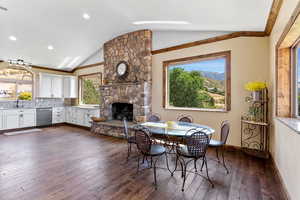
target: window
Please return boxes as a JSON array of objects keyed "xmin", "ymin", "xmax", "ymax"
[
  {"xmin": 0, "ymin": 67, "xmax": 33, "ymax": 101},
  {"xmin": 79, "ymin": 73, "xmax": 102, "ymax": 105},
  {"xmin": 293, "ymin": 45, "xmax": 300, "ymax": 116},
  {"xmin": 163, "ymin": 51, "xmax": 231, "ymax": 111}
]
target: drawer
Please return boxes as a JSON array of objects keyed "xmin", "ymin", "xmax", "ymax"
[{"xmin": 3, "ymin": 109, "xmax": 19, "ymax": 115}]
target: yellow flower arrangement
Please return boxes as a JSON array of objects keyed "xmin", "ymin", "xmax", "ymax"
[
  {"xmin": 244, "ymin": 81, "xmax": 267, "ymax": 91},
  {"xmin": 18, "ymin": 92, "xmax": 32, "ymax": 100}
]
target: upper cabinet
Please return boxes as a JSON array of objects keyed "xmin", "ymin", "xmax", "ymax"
[
  {"xmin": 63, "ymin": 76, "xmax": 78, "ymax": 98},
  {"xmin": 38, "ymin": 73, "xmax": 77, "ymax": 98},
  {"xmin": 38, "ymin": 73, "xmax": 62, "ymax": 98}
]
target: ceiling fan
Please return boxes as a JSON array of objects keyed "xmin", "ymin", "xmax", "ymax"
[{"xmin": 0, "ymin": 6, "xmax": 8, "ymax": 11}]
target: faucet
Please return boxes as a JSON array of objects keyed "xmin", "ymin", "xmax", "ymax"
[{"xmin": 16, "ymin": 99, "xmax": 19, "ymax": 108}]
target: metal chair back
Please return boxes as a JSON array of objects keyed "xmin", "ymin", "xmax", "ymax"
[
  {"xmin": 123, "ymin": 118, "xmax": 129, "ymax": 139},
  {"xmin": 220, "ymin": 121, "xmax": 230, "ymax": 144},
  {"xmin": 178, "ymin": 115, "xmax": 193, "ymax": 123},
  {"xmin": 185, "ymin": 129, "xmax": 209, "ymax": 158},
  {"xmin": 148, "ymin": 114, "xmax": 161, "ymax": 122},
  {"xmin": 135, "ymin": 127, "xmax": 152, "ymax": 155}
]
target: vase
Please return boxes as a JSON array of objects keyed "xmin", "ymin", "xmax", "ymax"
[{"xmin": 252, "ymin": 91, "xmax": 262, "ymax": 101}]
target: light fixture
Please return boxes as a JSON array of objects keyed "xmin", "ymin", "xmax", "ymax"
[
  {"xmin": 7, "ymin": 59, "xmax": 31, "ymax": 69},
  {"xmin": 82, "ymin": 13, "xmax": 90, "ymax": 20},
  {"xmin": 133, "ymin": 21, "xmax": 190, "ymax": 25},
  {"xmin": 47, "ymin": 45, "xmax": 54, "ymax": 50},
  {"xmin": 9, "ymin": 36, "xmax": 17, "ymax": 41}
]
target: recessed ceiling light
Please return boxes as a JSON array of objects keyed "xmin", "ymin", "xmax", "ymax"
[
  {"xmin": 9, "ymin": 36, "xmax": 17, "ymax": 41},
  {"xmin": 48, "ymin": 45, "xmax": 54, "ymax": 50},
  {"xmin": 133, "ymin": 21, "xmax": 190, "ymax": 25},
  {"xmin": 82, "ymin": 13, "xmax": 90, "ymax": 20}
]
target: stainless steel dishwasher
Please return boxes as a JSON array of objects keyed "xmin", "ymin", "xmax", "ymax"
[{"xmin": 36, "ymin": 107, "xmax": 52, "ymax": 126}]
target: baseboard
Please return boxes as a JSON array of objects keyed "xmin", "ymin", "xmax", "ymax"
[
  {"xmin": 269, "ymin": 154, "xmax": 291, "ymax": 200},
  {"xmin": 0, "ymin": 123, "xmax": 90, "ymax": 134},
  {"xmin": 0, "ymin": 126, "xmax": 37, "ymax": 134}
]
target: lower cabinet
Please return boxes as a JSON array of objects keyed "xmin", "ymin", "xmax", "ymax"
[
  {"xmin": 2, "ymin": 109, "xmax": 36, "ymax": 130},
  {"xmin": 65, "ymin": 107, "xmax": 100, "ymax": 127},
  {"xmin": 0, "ymin": 111, "xmax": 3, "ymax": 130},
  {"xmin": 0, "ymin": 107, "xmax": 99, "ymax": 131},
  {"xmin": 19, "ymin": 109, "xmax": 36, "ymax": 128},
  {"xmin": 52, "ymin": 107, "xmax": 65, "ymax": 124}
]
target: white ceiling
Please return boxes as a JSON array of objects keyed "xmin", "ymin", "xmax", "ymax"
[{"xmin": 0, "ymin": 0, "xmax": 273, "ymax": 70}]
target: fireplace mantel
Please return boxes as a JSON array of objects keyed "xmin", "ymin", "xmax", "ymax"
[{"xmin": 100, "ymin": 82, "xmax": 142, "ymax": 88}]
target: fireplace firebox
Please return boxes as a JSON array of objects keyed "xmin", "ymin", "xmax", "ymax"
[{"xmin": 111, "ymin": 103, "xmax": 133, "ymax": 121}]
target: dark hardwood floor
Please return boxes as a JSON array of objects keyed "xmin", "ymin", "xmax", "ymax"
[{"xmin": 0, "ymin": 125, "xmax": 286, "ymax": 200}]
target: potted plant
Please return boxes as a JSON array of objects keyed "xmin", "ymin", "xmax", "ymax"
[{"xmin": 244, "ymin": 81, "xmax": 267, "ymax": 101}]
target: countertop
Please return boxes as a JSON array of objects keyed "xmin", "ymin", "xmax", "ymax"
[{"xmin": 0, "ymin": 106, "xmax": 99, "ymax": 110}]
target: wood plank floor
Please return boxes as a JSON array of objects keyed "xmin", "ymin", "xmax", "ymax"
[{"xmin": 0, "ymin": 125, "xmax": 286, "ymax": 200}]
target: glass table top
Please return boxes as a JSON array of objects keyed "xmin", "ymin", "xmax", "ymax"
[{"xmin": 139, "ymin": 121, "xmax": 215, "ymax": 137}]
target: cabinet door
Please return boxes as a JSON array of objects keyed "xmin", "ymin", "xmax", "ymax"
[
  {"xmin": 39, "ymin": 74, "xmax": 53, "ymax": 98},
  {"xmin": 20, "ymin": 112, "xmax": 36, "ymax": 128},
  {"xmin": 63, "ymin": 76, "xmax": 78, "ymax": 98},
  {"xmin": 76, "ymin": 109, "xmax": 86, "ymax": 126},
  {"xmin": 85, "ymin": 109, "xmax": 99, "ymax": 127},
  {"xmin": 0, "ymin": 112, "xmax": 3, "ymax": 130},
  {"xmin": 3, "ymin": 112, "xmax": 20, "ymax": 129},
  {"xmin": 52, "ymin": 76, "xmax": 63, "ymax": 98}
]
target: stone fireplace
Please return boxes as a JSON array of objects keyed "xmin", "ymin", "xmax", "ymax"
[
  {"xmin": 100, "ymin": 29, "xmax": 152, "ymax": 122},
  {"xmin": 92, "ymin": 30, "xmax": 152, "ymax": 138}
]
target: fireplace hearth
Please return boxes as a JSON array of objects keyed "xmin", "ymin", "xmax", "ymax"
[{"xmin": 112, "ymin": 103, "xmax": 133, "ymax": 121}]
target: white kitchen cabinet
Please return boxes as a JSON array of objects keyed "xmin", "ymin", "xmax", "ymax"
[
  {"xmin": 3, "ymin": 110, "xmax": 20, "ymax": 129},
  {"xmin": 38, "ymin": 74, "xmax": 53, "ymax": 98},
  {"xmin": 84, "ymin": 109, "xmax": 100, "ymax": 127},
  {"xmin": 65, "ymin": 107, "xmax": 99, "ymax": 127},
  {"xmin": 52, "ymin": 107, "xmax": 65, "ymax": 124},
  {"xmin": 52, "ymin": 76, "xmax": 63, "ymax": 98},
  {"xmin": 0, "ymin": 111, "xmax": 3, "ymax": 130},
  {"xmin": 63, "ymin": 76, "xmax": 78, "ymax": 98},
  {"xmin": 3, "ymin": 109, "xmax": 36, "ymax": 129},
  {"xmin": 38, "ymin": 73, "xmax": 63, "ymax": 98},
  {"xmin": 19, "ymin": 109, "xmax": 36, "ymax": 128}
]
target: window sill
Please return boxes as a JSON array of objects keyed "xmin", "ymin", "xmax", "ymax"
[
  {"xmin": 276, "ymin": 117, "xmax": 300, "ymax": 134},
  {"xmin": 164, "ymin": 106, "xmax": 228, "ymax": 113}
]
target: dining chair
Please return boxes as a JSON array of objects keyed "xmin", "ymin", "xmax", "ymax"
[
  {"xmin": 177, "ymin": 129, "xmax": 213, "ymax": 191},
  {"xmin": 207, "ymin": 120, "xmax": 230, "ymax": 173},
  {"xmin": 148, "ymin": 113, "xmax": 161, "ymax": 122},
  {"xmin": 134, "ymin": 126, "xmax": 166, "ymax": 189},
  {"xmin": 123, "ymin": 118, "xmax": 136, "ymax": 161},
  {"xmin": 177, "ymin": 114, "xmax": 193, "ymax": 123}
]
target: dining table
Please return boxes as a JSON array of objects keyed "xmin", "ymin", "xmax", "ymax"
[{"xmin": 138, "ymin": 121, "xmax": 215, "ymax": 175}]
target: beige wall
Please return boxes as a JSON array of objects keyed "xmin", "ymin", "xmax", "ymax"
[
  {"xmin": 152, "ymin": 37, "xmax": 270, "ymax": 146},
  {"xmin": 270, "ymin": 0, "xmax": 300, "ymax": 199}
]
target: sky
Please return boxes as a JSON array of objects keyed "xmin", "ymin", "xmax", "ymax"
[{"xmin": 170, "ymin": 58, "xmax": 226, "ymax": 73}]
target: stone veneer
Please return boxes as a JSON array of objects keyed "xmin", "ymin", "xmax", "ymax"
[{"xmin": 100, "ymin": 30, "xmax": 152, "ymax": 122}]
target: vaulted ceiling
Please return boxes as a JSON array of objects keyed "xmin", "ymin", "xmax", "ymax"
[{"xmin": 0, "ymin": 0, "xmax": 274, "ymax": 70}]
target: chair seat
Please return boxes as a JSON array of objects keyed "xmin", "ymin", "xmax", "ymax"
[
  {"xmin": 128, "ymin": 136, "xmax": 136, "ymax": 143},
  {"xmin": 148, "ymin": 144, "xmax": 166, "ymax": 156},
  {"xmin": 177, "ymin": 145, "xmax": 204, "ymax": 158},
  {"xmin": 209, "ymin": 139, "xmax": 224, "ymax": 147}
]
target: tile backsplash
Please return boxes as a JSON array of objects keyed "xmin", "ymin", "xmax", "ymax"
[{"xmin": 0, "ymin": 98, "xmax": 74, "ymax": 109}]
